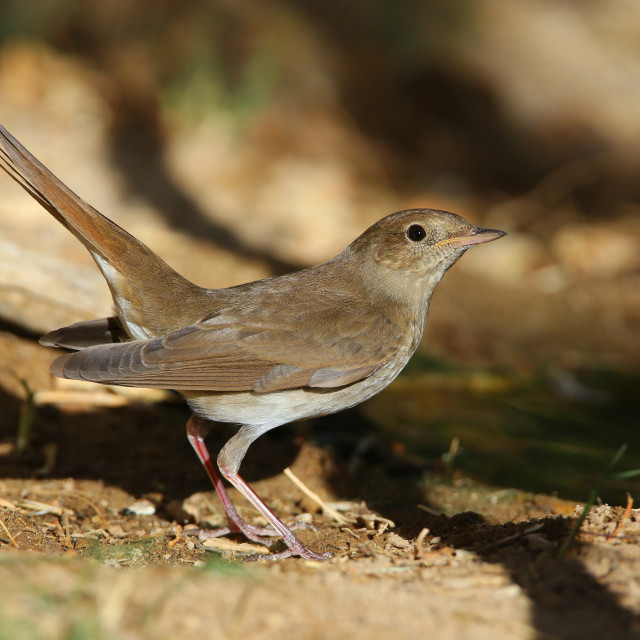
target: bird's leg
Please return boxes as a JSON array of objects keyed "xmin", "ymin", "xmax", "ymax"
[
  {"xmin": 187, "ymin": 416, "xmax": 274, "ymax": 542},
  {"xmin": 186, "ymin": 416, "xmax": 310, "ymax": 545},
  {"xmin": 217, "ymin": 425, "xmax": 331, "ymax": 561}
]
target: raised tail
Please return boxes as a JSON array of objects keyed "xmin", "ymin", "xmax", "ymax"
[{"xmin": 0, "ymin": 126, "xmax": 209, "ymax": 339}]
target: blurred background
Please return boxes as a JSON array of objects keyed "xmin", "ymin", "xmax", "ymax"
[{"xmin": 0, "ymin": 0, "xmax": 638, "ymax": 500}]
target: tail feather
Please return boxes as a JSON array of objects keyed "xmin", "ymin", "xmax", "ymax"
[
  {"xmin": 0, "ymin": 126, "xmax": 142, "ymax": 263},
  {"xmin": 40, "ymin": 317, "xmax": 127, "ymax": 350},
  {"xmin": 0, "ymin": 125, "xmax": 210, "ymax": 338}
]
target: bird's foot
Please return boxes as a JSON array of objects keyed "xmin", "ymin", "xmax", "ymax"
[
  {"xmin": 186, "ymin": 518, "xmax": 316, "ymax": 546},
  {"xmin": 185, "ymin": 526, "xmax": 233, "ymax": 540},
  {"xmin": 185, "ymin": 525, "xmax": 330, "ymax": 560},
  {"xmin": 245, "ymin": 542, "xmax": 332, "ymax": 562}
]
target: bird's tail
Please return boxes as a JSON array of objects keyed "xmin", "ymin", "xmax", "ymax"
[{"xmin": 0, "ymin": 125, "xmax": 207, "ymax": 339}]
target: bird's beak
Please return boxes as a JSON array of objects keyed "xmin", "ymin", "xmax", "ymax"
[{"xmin": 436, "ymin": 227, "xmax": 507, "ymax": 249}]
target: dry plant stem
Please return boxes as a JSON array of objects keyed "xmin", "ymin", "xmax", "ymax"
[
  {"xmin": 168, "ymin": 525, "xmax": 184, "ymax": 548},
  {"xmin": 35, "ymin": 488, "xmax": 106, "ymax": 527},
  {"xmin": 0, "ymin": 517, "xmax": 18, "ymax": 547},
  {"xmin": 283, "ymin": 467, "xmax": 349, "ymax": 525},
  {"xmin": 607, "ymin": 493, "xmax": 634, "ymax": 541},
  {"xmin": 414, "ymin": 527, "xmax": 430, "ymax": 560},
  {"xmin": 15, "ymin": 376, "xmax": 35, "ymax": 455},
  {"xmin": 481, "ymin": 523, "xmax": 544, "ymax": 552}
]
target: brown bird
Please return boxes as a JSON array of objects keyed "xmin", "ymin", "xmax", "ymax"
[{"xmin": 0, "ymin": 125, "xmax": 505, "ymax": 560}]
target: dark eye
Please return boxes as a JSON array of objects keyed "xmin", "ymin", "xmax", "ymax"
[{"xmin": 407, "ymin": 224, "xmax": 426, "ymax": 242}]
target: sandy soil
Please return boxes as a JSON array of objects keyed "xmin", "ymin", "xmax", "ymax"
[{"xmin": 1, "ymin": 328, "xmax": 640, "ymax": 639}]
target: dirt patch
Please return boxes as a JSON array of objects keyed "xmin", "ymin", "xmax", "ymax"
[{"xmin": 1, "ymin": 362, "xmax": 640, "ymax": 639}]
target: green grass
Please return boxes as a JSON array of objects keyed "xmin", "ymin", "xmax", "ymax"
[{"xmin": 84, "ymin": 538, "xmax": 160, "ymax": 566}]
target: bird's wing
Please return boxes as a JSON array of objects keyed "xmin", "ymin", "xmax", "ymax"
[{"xmin": 50, "ymin": 304, "xmax": 407, "ymax": 392}]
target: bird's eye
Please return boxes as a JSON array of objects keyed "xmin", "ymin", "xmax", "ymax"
[{"xmin": 407, "ymin": 224, "xmax": 426, "ymax": 242}]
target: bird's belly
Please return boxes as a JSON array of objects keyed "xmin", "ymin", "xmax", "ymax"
[{"xmin": 184, "ymin": 357, "xmax": 407, "ymax": 429}]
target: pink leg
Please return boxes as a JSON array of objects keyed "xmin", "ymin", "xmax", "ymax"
[
  {"xmin": 187, "ymin": 416, "xmax": 284, "ymax": 543},
  {"xmin": 217, "ymin": 423, "xmax": 331, "ymax": 561},
  {"xmin": 186, "ymin": 416, "xmax": 314, "ymax": 549},
  {"xmin": 218, "ymin": 462, "xmax": 330, "ymax": 561}
]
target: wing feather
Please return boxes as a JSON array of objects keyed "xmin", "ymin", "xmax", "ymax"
[{"xmin": 50, "ymin": 303, "xmax": 405, "ymax": 392}]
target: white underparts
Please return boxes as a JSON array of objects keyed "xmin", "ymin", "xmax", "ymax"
[{"xmin": 91, "ymin": 252, "xmax": 152, "ymax": 340}]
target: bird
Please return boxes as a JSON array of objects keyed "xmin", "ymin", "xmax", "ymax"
[{"xmin": 0, "ymin": 125, "xmax": 505, "ymax": 560}]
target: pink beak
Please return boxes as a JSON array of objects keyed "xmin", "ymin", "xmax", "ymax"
[{"xmin": 437, "ymin": 227, "xmax": 506, "ymax": 249}]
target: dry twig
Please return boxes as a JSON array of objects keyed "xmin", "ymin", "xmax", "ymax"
[
  {"xmin": 0, "ymin": 517, "xmax": 18, "ymax": 547},
  {"xmin": 283, "ymin": 467, "xmax": 349, "ymax": 524},
  {"xmin": 607, "ymin": 493, "xmax": 634, "ymax": 541}
]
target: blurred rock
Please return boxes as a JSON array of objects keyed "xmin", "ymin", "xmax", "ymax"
[
  {"xmin": 552, "ymin": 223, "xmax": 640, "ymax": 278},
  {"xmin": 0, "ymin": 238, "xmax": 110, "ymax": 334},
  {"xmin": 124, "ymin": 499, "xmax": 156, "ymax": 517},
  {"xmin": 529, "ymin": 265, "xmax": 569, "ymax": 295},
  {"xmin": 452, "ymin": 1, "xmax": 640, "ymax": 151},
  {"xmin": 459, "ymin": 232, "xmax": 545, "ymax": 285}
]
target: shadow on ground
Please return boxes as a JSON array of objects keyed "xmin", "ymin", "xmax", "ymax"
[{"xmin": 1, "ymin": 390, "xmax": 639, "ymax": 639}]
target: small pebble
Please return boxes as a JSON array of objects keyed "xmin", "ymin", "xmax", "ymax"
[
  {"xmin": 124, "ymin": 499, "xmax": 156, "ymax": 516},
  {"xmin": 387, "ymin": 533, "xmax": 411, "ymax": 549}
]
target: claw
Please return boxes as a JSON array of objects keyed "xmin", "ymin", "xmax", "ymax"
[{"xmin": 245, "ymin": 547, "xmax": 332, "ymax": 562}]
